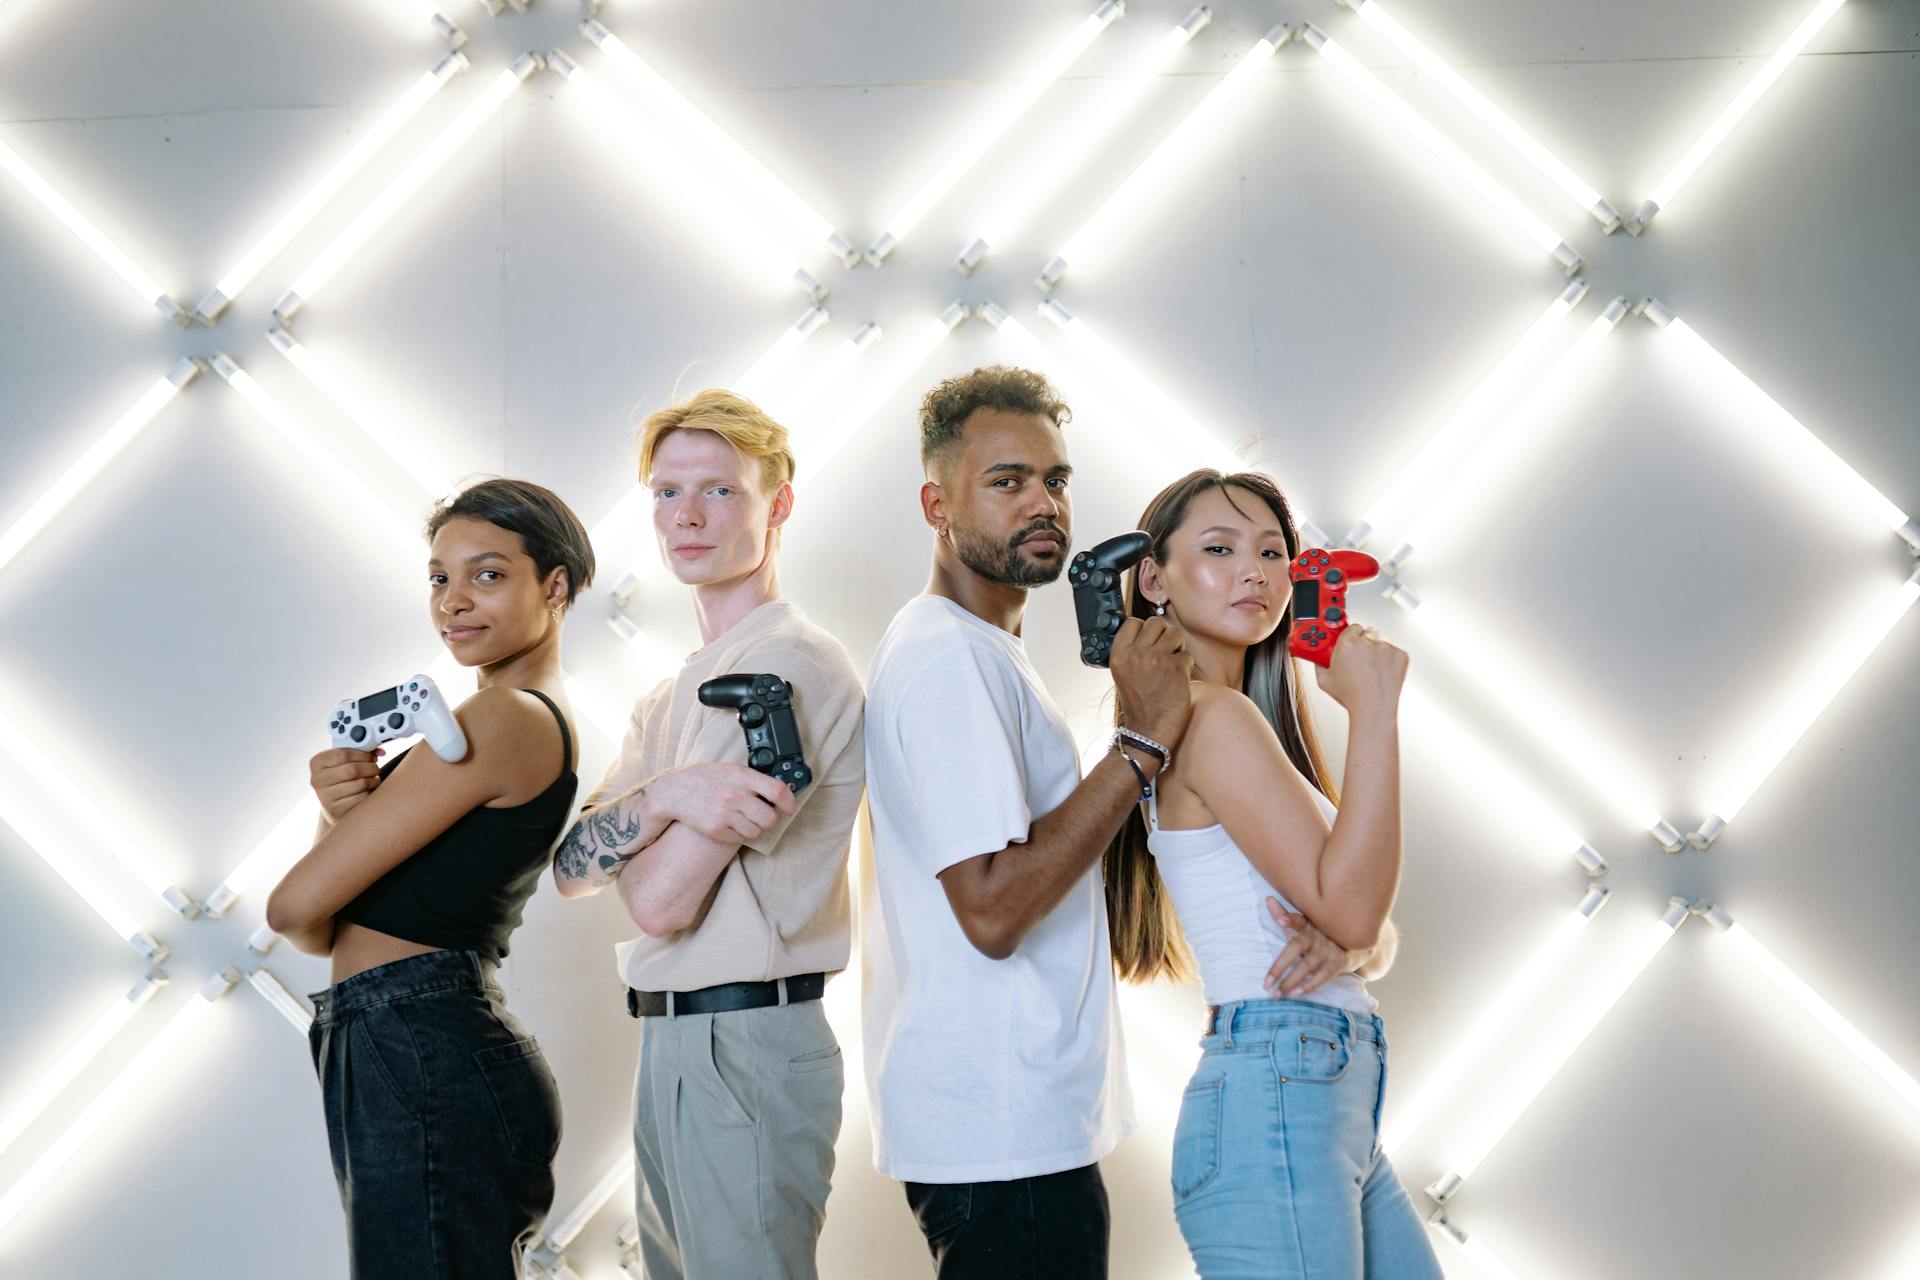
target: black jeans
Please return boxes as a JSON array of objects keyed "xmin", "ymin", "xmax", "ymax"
[
  {"xmin": 904, "ymin": 1163, "xmax": 1110, "ymax": 1279},
  {"xmin": 308, "ymin": 950, "xmax": 562, "ymax": 1279}
]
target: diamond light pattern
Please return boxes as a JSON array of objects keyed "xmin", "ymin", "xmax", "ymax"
[{"xmin": 0, "ymin": 1, "xmax": 1912, "ymax": 1275}]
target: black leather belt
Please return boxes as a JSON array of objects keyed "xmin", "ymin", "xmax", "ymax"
[{"xmin": 626, "ymin": 972, "xmax": 826, "ymax": 1018}]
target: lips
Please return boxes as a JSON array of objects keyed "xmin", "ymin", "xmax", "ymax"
[
  {"xmin": 1231, "ymin": 598, "xmax": 1268, "ymax": 612},
  {"xmin": 444, "ymin": 625, "xmax": 487, "ymax": 642},
  {"xmin": 672, "ymin": 544, "xmax": 715, "ymax": 558}
]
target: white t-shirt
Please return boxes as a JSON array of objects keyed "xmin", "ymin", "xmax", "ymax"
[{"xmin": 861, "ymin": 594, "xmax": 1134, "ymax": 1184}]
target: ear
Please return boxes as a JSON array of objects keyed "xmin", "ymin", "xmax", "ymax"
[
  {"xmin": 919, "ymin": 479, "xmax": 945, "ymax": 533},
  {"xmin": 544, "ymin": 566, "xmax": 570, "ymax": 611},
  {"xmin": 767, "ymin": 480, "xmax": 795, "ymax": 531},
  {"xmin": 1134, "ymin": 555, "xmax": 1166, "ymax": 607}
]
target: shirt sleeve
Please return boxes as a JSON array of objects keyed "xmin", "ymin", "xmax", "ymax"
[
  {"xmin": 682, "ymin": 644, "xmax": 867, "ymax": 859},
  {"xmin": 887, "ymin": 636, "xmax": 1033, "ymax": 878}
]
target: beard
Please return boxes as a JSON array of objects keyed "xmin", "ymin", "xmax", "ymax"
[{"xmin": 950, "ymin": 519, "xmax": 1069, "ymax": 587}]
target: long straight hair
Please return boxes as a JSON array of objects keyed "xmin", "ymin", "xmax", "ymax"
[{"xmin": 1103, "ymin": 469, "xmax": 1341, "ymax": 984}]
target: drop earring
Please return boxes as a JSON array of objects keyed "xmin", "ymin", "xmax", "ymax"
[{"xmin": 1154, "ymin": 601, "xmax": 1166, "ymax": 617}]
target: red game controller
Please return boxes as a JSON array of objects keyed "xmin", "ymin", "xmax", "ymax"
[{"xmin": 1288, "ymin": 548, "xmax": 1380, "ymax": 667}]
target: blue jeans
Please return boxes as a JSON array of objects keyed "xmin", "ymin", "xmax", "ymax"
[{"xmin": 1170, "ymin": 999, "xmax": 1442, "ymax": 1280}]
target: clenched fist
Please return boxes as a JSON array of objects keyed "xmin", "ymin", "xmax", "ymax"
[
  {"xmin": 1313, "ymin": 625, "xmax": 1408, "ymax": 716},
  {"xmin": 1109, "ymin": 616, "xmax": 1195, "ymax": 754},
  {"xmin": 310, "ymin": 747, "xmax": 385, "ymax": 823}
]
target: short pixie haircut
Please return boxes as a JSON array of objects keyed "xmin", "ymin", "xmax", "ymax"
[
  {"xmin": 636, "ymin": 388, "xmax": 797, "ymax": 493},
  {"xmin": 425, "ymin": 478, "xmax": 596, "ymax": 606},
  {"xmin": 919, "ymin": 365, "xmax": 1071, "ymax": 477}
]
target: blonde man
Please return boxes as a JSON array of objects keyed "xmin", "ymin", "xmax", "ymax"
[{"xmin": 554, "ymin": 389, "xmax": 866, "ymax": 1280}]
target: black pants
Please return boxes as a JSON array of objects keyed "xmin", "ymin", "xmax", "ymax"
[
  {"xmin": 308, "ymin": 949, "xmax": 562, "ymax": 1279},
  {"xmin": 904, "ymin": 1163, "xmax": 1110, "ymax": 1279}
]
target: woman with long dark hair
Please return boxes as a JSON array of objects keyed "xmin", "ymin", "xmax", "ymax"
[
  {"xmin": 266, "ymin": 478, "xmax": 594, "ymax": 1279},
  {"xmin": 1102, "ymin": 468, "xmax": 1441, "ymax": 1279}
]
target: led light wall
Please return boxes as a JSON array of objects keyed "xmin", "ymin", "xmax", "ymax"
[{"xmin": 0, "ymin": 2, "xmax": 1913, "ymax": 1277}]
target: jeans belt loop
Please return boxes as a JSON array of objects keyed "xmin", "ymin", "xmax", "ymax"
[
  {"xmin": 776, "ymin": 976, "xmax": 790, "ymax": 1007},
  {"xmin": 1220, "ymin": 1004, "xmax": 1234, "ymax": 1050},
  {"xmin": 666, "ymin": 990, "xmax": 677, "ymax": 1020}
]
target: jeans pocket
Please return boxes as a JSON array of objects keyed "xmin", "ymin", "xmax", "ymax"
[
  {"xmin": 350, "ymin": 1007, "xmax": 425, "ymax": 1122},
  {"xmin": 1283, "ymin": 1028, "xmax": 1353, "ymax": 1084},
  {"xmin": 1171, "ymin": 1076, "xmax": 1225, "ymax": 1201},
  {"xmin": 906, "ymin": 1181, "xmax": 973, "ymax": 1241},
  {"xmin": 474, "ymin": 1037, "xmax": 563, "ymax": 1167}
]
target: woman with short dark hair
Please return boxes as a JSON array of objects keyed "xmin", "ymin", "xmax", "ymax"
[{"xmin": 267, "ymin": 477, "xmax": 595, "ymax": 1279}]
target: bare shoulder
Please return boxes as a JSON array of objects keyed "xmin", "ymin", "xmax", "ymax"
[
  {"xmin": 1185, "ymin": 682, "xmax": 1268, "ymax": 754},
  {"xmin": 456, "ymin": 686, "xmax": 567, "ymax": 769}
]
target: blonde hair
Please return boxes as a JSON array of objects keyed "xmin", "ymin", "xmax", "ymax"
[{"xmin": 636, "ymin": 388, "xmax": 797, "ymax": 493}]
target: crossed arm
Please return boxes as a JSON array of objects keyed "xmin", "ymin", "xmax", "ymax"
[{"xmin": 551, "ymin": 764, "xmax": 796, "ymax": 937}]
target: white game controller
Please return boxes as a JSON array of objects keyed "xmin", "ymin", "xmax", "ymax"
[{"xmin": 328, "ymin": 675, "xmax": 469, "ymax": 763}]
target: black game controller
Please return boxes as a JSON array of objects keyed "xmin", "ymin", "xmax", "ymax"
[
  {"xmin": 697, "ymin": 673, "xmax": 812, "ymax": 793},
  {"xmin": 1071, "ymin": 531, "xmax": 1152, "ymax": 667}
]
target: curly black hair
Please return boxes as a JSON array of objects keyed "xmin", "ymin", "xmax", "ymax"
[{"xmin": 918, "ymin": 365, "xmax": 1071, "ymax": 476}]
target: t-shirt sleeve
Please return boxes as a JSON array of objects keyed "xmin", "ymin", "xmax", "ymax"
[
  {"xmin": 580, "ymin": 678, "xmax": 670, "ymax": 811},
  {"xmin": 887, "ymin": 636, "xmax": 1033, "ymax": 878},
  {"xmin": 683, "ymin": 643, "xmax": 866, "ymax": 859}
]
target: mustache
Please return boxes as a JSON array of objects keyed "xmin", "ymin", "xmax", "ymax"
[{"xmin": 1011, "ymin": 521, "xmax": 1068, "ymax": 547}]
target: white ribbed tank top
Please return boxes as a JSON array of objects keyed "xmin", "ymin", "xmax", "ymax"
[{"xmin": 1146, "ymin": 785, "xmax": 1377, "ymax": 1014}]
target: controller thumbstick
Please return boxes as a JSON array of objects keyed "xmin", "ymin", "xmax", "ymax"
[
  {"xmin": 1326, "ymin": 607, "xmax": 1344, "ymax": 623},
  {"xmin": 1094, "ymin": 568, "xmax": 1115, "ymax": 590},
  {"xmin": 1325, "ymin": 568, "xmax": 1344, "ymax": 585},
  {"xmin": 750, "ymin": 748, "xmax": 776, "ymax": 769},
  {"xmin": 741, "ymin": 704, "xmax": 767, "ymax": 726},
  {"xmin": 350, "ymin": 725, "xmax": 367, "ymax": 743},
  {"xmin": 387, "ymin": 712, "xmax": 406, "ymax": 730}
]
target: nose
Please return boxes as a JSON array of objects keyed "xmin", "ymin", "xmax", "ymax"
[
  {"xmin": 440, "ymin": 580, "xmax": 472, "ymax": 618},
  {"xmin": 676, "ymin": 496, "xmax": 703, "ymax": 529}
]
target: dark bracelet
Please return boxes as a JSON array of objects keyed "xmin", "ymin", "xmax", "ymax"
[
  {"xmin": 1113, "ymin": 725, "xmax": 1171, "ymax": 771},
  {"xmin": 1115, "ymin": 745, "xmax": 1155, "ymax": 802}
]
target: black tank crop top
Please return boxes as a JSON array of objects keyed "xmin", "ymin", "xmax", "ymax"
[{"xmin": 337, "ymin": 688, "xmax": 577, "ymax": 963}]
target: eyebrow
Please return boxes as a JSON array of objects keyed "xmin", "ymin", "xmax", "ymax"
[
  {"xmin": 981, "ymin": 461, "xmax": 1073, "ymax": 478},
  {"xmin": 1195, "ymin": 525, "xmax": 1286, "ymax": 540},
  {"xmin": 427, "ymin": 551, "xmax": 512, "ymax": 567}
]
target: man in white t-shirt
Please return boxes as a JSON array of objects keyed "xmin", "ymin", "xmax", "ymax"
[{"xmin": 862, "ymin": 365, "xmax": 1195, "ymax": 1277}]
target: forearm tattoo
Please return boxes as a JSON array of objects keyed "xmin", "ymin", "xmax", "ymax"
[{"xmin": 554, "ymin": 789, "xmax": 648, "ymax": 885}]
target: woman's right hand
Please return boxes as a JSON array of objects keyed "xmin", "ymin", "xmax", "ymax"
[
  {"xmin": 310, "ymin": 747, "xmax": 384, "ymax": 823},
  {"xmin": 1313, "ymin": 626, "xmax": 1408, "ymax": 714}
]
